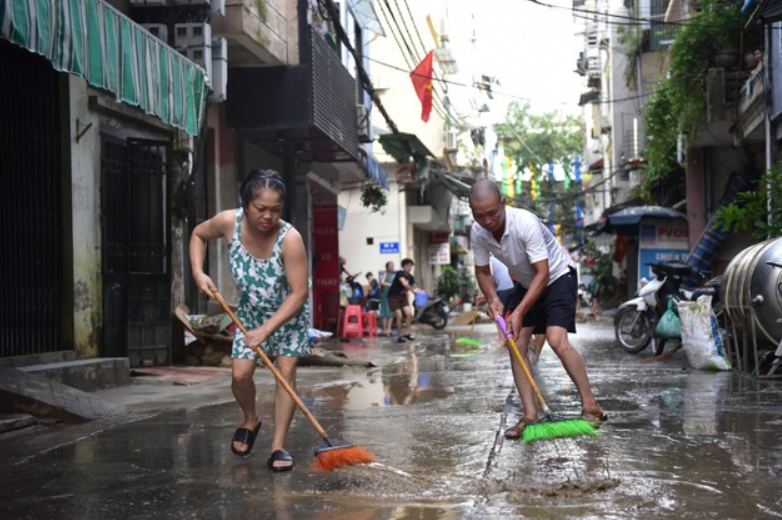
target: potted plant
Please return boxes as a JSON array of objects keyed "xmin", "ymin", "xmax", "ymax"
[
  {"xmin": 436, "ymin": 265, "xmax": 460, "ymax": 301},
  {"xmin": 360, "ymin": 182, "xmax": 388, "ymax": 213}
]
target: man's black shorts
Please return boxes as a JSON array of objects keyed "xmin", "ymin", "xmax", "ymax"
[{"xmin": 505, "ymin": 266, "xmax": 578, "ymax": 334}]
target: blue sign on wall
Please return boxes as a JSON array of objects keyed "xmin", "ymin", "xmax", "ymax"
[
  {"xmin": 638, "ymin": 248, "xmax": 688, "ymax": 284},
  {"xmin": 379, "ymin": 242, "xmax": 399, "ymax": 254}
]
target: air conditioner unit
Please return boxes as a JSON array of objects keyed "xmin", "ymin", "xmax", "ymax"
[
  {"xmin": 445, "ymin": 130, "xmax": 457, "ymax": 151},
  {"xmin": 141, "ymin": 24, "xmax": 168, "ymax": 44},
  {"xmin": 210, "ymin": 0, "xmax": 225, "ymax": 16},
  {"xmin": 130, "ymin": 0, "xmax": 169, "ymax": 6},
  {"xmin": 357, "ymin": 105, "xmax": 371, "ymax": 142},
  {"xmin": 209, "ymin": 38, "xmax": 227, "ymax": 102},
  {"xmin": 181, "ymin": 43, "xmax": 212, "ymax": 82},
  {"xmin": 174, "ymin": 23, "xmax": 211, "ymax": 49}
]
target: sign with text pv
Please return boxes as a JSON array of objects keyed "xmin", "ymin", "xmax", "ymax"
[{"xmin": 379, "ymin": 242, "xmax": 399, "ymax": 254}]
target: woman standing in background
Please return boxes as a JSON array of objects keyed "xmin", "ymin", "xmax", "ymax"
[{"xmin": 378, "ymin": 261, "xmax": 396, "ymax": 336}]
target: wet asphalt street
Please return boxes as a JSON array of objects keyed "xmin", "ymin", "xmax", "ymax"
[{"xmin": 1, "ymin": 320, "xmax": 781, "ymax": 519}]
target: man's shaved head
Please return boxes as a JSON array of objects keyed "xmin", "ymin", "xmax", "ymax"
[
  {"xmin": 469, "ymin": 179, "xmax": 506, "ymax": 235},
  {"xmin": 469, "ymin": 179, "xmax": 502, "ymax": 204}
]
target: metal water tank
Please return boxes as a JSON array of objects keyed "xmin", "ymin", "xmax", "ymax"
[{"xmin": 721, "ymin": 237, "xmax": 782, "ymax": 344}]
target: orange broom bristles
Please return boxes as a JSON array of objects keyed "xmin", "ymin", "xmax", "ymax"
[{"xmin": 311, "ymin": 445, "xmax": 374, "ymax": 472}]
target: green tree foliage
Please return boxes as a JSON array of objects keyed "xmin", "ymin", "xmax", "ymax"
[
  {"xmin": 642, "ymin": 80, "xmax": 681, "ymax": 200},
  {"xmin": 667, "ymin": 1, "xmax": 745, "ymax": 138},
  {"xmin": 436, "ymin": 265, "xmax": 460, "ymax": 299},
  {"xmin": 494, "ymin": 101, "xmax": 585, "ymax": 240},
  {"xmin": 641, "ymin": 1, "xmax": 745, "ymax": 203},
  {"xmin": 714, "ymin": 168, "xmax": 782, "ymax": 240},
  {"xmin": 494, "ymin": 101, "xmax": 583, "ymax": 168}
]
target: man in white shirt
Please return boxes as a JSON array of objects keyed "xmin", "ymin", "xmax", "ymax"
[{"xmin": 469, "ymin": 179, "xmax": 604, "ymax": 439}]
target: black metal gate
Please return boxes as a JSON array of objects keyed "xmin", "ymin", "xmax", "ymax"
[
  {"xmin": 0, "ymin": 39, "xmax": 65, "ymax": 358},
  {"xmin": 102, "ymin": 138, "xmax": 171, "ymax": 367}
]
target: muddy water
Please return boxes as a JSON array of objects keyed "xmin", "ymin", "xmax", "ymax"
[
  {"xmin": 299, "ymin": 324, "xmax": 782, "ymax": 518},
  {"xmin": 1, "ymin": 322, "xmax": 781, "ymax": 519}
]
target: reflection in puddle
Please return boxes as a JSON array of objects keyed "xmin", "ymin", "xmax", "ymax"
[{"xmin": 319, "ymin": 350, "xmax": 455, "ymax": 410}]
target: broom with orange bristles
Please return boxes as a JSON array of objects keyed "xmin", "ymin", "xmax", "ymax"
[{"xmin": 212, "ymin": 290, "xmax": 374, "ymax": 472}]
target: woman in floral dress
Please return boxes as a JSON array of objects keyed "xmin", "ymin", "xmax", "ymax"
[{"xmin": 189, "ymin": 169, "xmax": 309, "ymax": 472}]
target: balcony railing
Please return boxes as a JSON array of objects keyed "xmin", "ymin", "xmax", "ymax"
[
  {"xmin": 738, "ymin": 64, "xmax": 764, "ymax": 115},
  {"xmin": 210, "ymin": 0, "xmax": 289, "ymax": 66}
]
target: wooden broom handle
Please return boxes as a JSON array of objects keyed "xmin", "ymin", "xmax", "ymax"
[
  {"xmin": 212, "ymin": 290, "xmax": 329, "ymax": 439},
  {"xmin": 497, "ymin": 316, "xmax": 550, "ymax": 411}
]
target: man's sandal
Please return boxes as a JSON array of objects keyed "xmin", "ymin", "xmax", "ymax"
[
  {"xmin": 581, "ymin": 408, "xmax": 608, "ymax": 429},
  {"xmin": 267, "ymin": 449, "xmax": 294, "ymax": 472},
  {"xmin": 504, "ymin": 417, "xmax": 536, "ymax": 440},
  {"xmin": 230, "ymin": 421, "xmax": 261, "ymax": 457}
]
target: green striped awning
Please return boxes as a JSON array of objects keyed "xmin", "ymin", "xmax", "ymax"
[{"xmin": 0, "ymin": 0, "xmax": 207, "ymax": 136}]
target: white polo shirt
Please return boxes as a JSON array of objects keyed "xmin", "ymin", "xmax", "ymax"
[{"xmin": 472, "ymin": 206, "xmax": 572, "ymax": 288}]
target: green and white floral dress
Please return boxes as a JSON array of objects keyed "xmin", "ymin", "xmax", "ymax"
[{"xmin": 229, "ymin": 209, "xmax": 310, "ymax": 359}]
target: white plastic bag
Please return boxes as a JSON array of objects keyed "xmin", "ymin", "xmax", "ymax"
[{"xmin": 678, "ymin": 295, "xmax": 731, "ymax": 371}]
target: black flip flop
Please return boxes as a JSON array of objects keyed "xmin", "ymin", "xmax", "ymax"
[
  {"xmin": 230, "ymin": 421, "xmax": 261, "ymax": 457},
  {"xmin": 267, "ymin": 449, "xmax": 294, "ymax": 472}
]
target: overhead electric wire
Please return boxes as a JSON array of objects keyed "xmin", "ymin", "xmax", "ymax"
[
  {"xmin": 375, "ymin": 0, "xmax": 448, "ymax": 120},
  {"xmin": 315, "ymin": 0, "xmax": 418, "ymax": 161},
  {"xmin": 400, "ymin": 0, "xmax": 430, "ymax": 59},
  {"xmin": 380, "ymin": 0, "xmax": 471, "ymax": 127},
  {"xmin": 366, "ymin": 54, "xmax": 665, "ymax": 107},
  {"xmin": 525, "ymin": 0, "xmax": 749, "ymax": 29}
]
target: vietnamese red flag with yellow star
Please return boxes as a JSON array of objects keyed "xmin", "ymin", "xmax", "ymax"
[{"xmin": 410, "ymin": 51, "xmax": 434, "ymax": 122}]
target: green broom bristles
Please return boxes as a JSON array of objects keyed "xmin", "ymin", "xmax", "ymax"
[{"xmin": 521, "ymin": 419, "xmax": 598, "ymax": 443}]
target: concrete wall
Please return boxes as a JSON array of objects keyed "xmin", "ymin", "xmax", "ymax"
[
  {"xmin": 338, "ymin": 180, "xmax": 404, "ymax": 282},
  {"xmin": 68, "ymin": 77, "xmax": 103, "ymax": 359}
]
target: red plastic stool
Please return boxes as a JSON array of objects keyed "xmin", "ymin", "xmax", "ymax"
[
  {"xmin": 361, "ymin": 311, "xmax": 377, "ymax": 337},
  {"xmin": 341, "ymin": 305, "xmax": 364, "ymax": 339}
]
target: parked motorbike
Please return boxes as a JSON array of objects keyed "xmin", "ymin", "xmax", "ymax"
[
  {"xmin": 614, "ymin": 261, "xmax": 720, "ymax": 355},
  {"xmin": 413, "ymin": 294, "xmax": 450, "ymax": 330}
]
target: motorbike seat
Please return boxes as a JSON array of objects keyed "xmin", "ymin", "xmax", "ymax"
[{"xmin": 688, "ymin": 287, "xmax": 717, "ymax": 301}]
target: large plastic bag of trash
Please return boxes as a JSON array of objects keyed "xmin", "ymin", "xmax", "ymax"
[
  {"xmin": 678, "ymin": 295, "xmax": 731, "ymax": 371},
  {"xmin": 655, "ymin": 298, "xmax": 681, "ymax": 339}
]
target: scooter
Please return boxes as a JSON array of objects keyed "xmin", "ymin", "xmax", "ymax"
[
  {"xmin": 413, "ymin": 295, "xmax": 450, "ymax": 330},
  {"xmin": 614, "ymin": 261, "xmax": 719, "ymax": 355}
]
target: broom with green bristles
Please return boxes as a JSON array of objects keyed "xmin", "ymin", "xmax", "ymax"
[{"xmin": 496, "ymin": 316, "xmax": 598, "ymax": 443}]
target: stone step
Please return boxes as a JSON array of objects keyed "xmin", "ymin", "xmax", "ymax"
[
  {"xmin": 0, "ymin": 413, "xmax": 37, "ymax": 433},
  {"xmin": 0, "ymin": 350, "xmax": 77, "ymax": 368},
  {"xmin": 0, "ymin": 367, "xmax": 127, "ymax": 423},
  {"xmin": 17, "ymin": 358, "xmax": 131, "ymax": 392}
]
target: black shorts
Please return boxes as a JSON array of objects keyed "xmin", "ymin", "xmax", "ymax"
[
  {"xmin": 388, "ymin": 294, "xmax": 410, "ymax": 312},
  {"xmin": 505, "ymin": 266, "xmax": 578, "ymax": 334}
]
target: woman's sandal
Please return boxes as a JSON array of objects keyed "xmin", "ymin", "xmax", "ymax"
[
  {"xmin": 230, "ymin": 421, "xmax": 261, "ymax": 457},
  {"xmin": 504, "ymin": 417, "xmax": 536, "ymax": 440},
  {"xmin": 581, "ymin": 408, "xmax": 608, "ymax": 429},
  {"xmin": 267, "ymin": 449, "xmax": 294, "ymax": 472}
]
